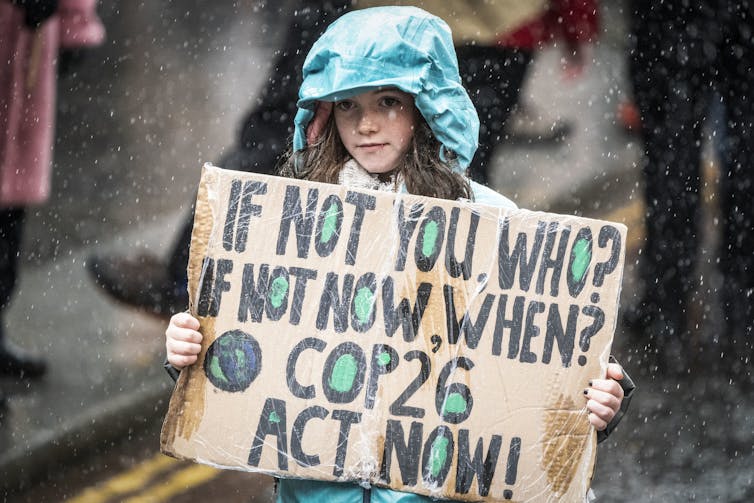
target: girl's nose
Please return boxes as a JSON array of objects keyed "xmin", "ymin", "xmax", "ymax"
[{"xmin": 357, "ymin": 112, "xmax": 378, "ymax": 134}]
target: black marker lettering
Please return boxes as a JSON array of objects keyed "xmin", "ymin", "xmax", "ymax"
[
  {"xmin": 542, "ymin": 304, "xmax": 578, "ymax": 367},
  {"xmin": 291, "ymin": 406, "xmax": 328, "ymax": 467},
  {"xmin": 535, "ymin": 223, "xmax": 570, "ymax": 296},
  {"xmin": 498, "ymin": 219, "xmax": 546, "ymax": 291},
  {"xmin": 331, "ymin": 410, "xmax": 361, "ymax": 477},
  {"xmin": 248, "ymin": 398, "xmax": 288, "ymax": 471},
  {"xmin": 344, "ymin": 191, "xmax": 376, "ymax": 265},
  {"xmin": 380, "ymin": 419, "xmax": 423, "ymax": 486},
  {"xmin": 445, "ymin": 207, "xmax": 479, "ymax": 280},
  {"xmin": 276, "ymin": 185, "xmax": 318, "ymax": 258},
  {"xmin": 382, "ymin": 277, "xmax": 432, "ymax": 342},
  {"xmin": 456, "ymin": 430, "xmax": 502, "ymax": 496},
  {"xmin": 520, "ymin": 301, "xmax": 545, "ymax": 364}
]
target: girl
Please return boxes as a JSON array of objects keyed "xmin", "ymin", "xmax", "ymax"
[{"xmin": 166, "ymin": 6, "xmax": 630, "ymax": 502}]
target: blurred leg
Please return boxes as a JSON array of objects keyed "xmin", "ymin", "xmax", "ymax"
[
  {"xmin": 717, "ymin": 13, "xmax": 754, "ymax": 366},
  {"xmin": 629, "ymin": 19, "xmax": 708, "ymax": 343},
  {"xmin": 0, "ymin": 207, "xmax": 46, "ymax": 378},
  {"xmin": 0, "ymin": 208, "xmax": 24, "ymax": 325}
]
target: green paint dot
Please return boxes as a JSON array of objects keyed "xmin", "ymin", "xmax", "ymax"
[
  {"xmin": 428, "ymin": 436, "xmax": 449, "ymax": 477},
  {"xmin": 570, "ymin": 238, "xmax": 592, "ymax": 282},
  {"xmin": 234, "ymin": 348, "xmax": 246, "ymax": 368},
  {"xmin": 320, "ymin": 203, "xmax": 340, "ymax": 243},
  {"xmin": 329, "ymin": 354, "xmax": 358, "ymax": 392},
  {"xmin": 268, "ymin": 277, "xmax": 289, "ymax": 308},
  {"xmin": 377, "ymin": 352, "xmax": 392, "ymax": 366},
  {"xmin": 209, "ymin": 356, "xmax": 229, "ymax": 383},
  {"xmin": 269, "ymin": 411, "xmax": 281, "ymax": 424},
  {"xmin": 443, "ymin": 392, "xmax": 468, "ymax": 414},
  {"xmin": 421, "ymin": 221, "xmax": 439, "ymax": 257},
  {"xmin": 353, "ymin": 287, "xmax": 374, "ymax": 323}
]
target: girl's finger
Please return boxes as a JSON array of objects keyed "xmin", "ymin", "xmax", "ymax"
[
  {"xmin": 167, "ymin": 339, "xmax": 202, "ymax": 357},
  {"xmin": 606, "ymin": 362, "xmax": 624, "ymax": 381},
  {"xmin": 588, "ymin": 412, "xmax": 608, "ymax": 431},
  {"xmin": 168, "ymin": 353, "xmax": 197, "ymax": 368},
  {"xmin": 171, "ymin": 312, "xmax": 200, "ymax": 330},
  {"xmin": 584, "ymin": 388, "xmax": 620, "ymax": 414},
  {"xmin": 586, "ymin": 398, "xmax": 616, "ymax": 424},
  {"xmin": 589, "ymin": 378, "xmax": 624, "ymax": 400},
  {"xmin": 167, "ymin": 326, "xmax": 202, "ymax": 344}
]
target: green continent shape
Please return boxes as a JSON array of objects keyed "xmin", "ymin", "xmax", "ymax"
[
  {"xmin": 571, "ymin": 238, "xmax": 592, "ymax": 282},
  {"xmin": 443, "ymin": 392, "xmax": 468, "ymax": 414},
  {"xmin": 421, "ymin": 221, "xmax": 439, "ymax": 257},
  {"xmin": 269, "ymin": 277, "xmax": 289, "ymax": 308},
  {"xmin": 329, "ymin": 354, "xmax": 358, "ymax": 392},
  {"xmin": 320, "ymin": 202, "xmax": 339, "ymax": 243},
  {"xmin": 429, "ymin": 436, "xmax": 450, "ymax": 477},
  {"xmin": 234, "ymin": 348, "xmax": 247, "ymax": 369},
  {"xmin": 353, "ymin": 287, "xmax": 375, "ymax": 323},
  {"xmin": 208, "ymin": 355, "xmax": 229, "ymax": 384}
]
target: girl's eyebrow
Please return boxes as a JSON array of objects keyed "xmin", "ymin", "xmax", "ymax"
[{"xmin": 373, "ymin": 88, "xmax": 402, "ymax": 96}]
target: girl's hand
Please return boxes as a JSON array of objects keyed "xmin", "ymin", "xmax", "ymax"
[
  {"xmin": 585, "ymin": 363, "xmax": 625, "ymax": 431},
  {"xmin": 166, "ymin": 312, "xmax": 203, "ymax": 369}
]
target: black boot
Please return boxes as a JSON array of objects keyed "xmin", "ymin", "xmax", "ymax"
[
  {"xmin": 0, "ymin": 393, "xmax": 7, "ymax": 420},
  {"xmin": 86, "ymin": 253, "xmax": 189, "ymax": 319}
]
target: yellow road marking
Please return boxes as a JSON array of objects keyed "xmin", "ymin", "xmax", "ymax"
[
  {"xmin": 120, "ymin": 464, "xmax": 221, "ymax": 503},
  {"xmin": 66, "ymin": 453, "xmax": 180, "ymax": 503}
]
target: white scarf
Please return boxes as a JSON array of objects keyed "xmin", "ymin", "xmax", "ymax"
[{"xmin": 337, "ymin": 159, "xmax": 402, "ymax": 193}]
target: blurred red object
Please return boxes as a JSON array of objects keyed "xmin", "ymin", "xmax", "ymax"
[{"xmin": 617, "ymin": 100, "xmax": 641, "ymax": 133}]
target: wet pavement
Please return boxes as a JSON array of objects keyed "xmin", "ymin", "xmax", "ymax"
[{"xmin": 2, "ymin": 0, "xmax": 753, "ymax": 501}]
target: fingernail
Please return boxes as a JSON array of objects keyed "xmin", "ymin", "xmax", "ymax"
[
  {"xmin": 588, "ymin": 380, "xmax": 593, "ymax": 387},
  {"xmin": 583, "ymin": 389, "xmax": 589, "ymax": 395}
]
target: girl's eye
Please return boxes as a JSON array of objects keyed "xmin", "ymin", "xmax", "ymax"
[
  {"xmin": 380, "ymin": 96, "xmax": 401, "ymax": 107},
  {"xmin": 335, "ymin": 100, "xmax": 354, "ymax": 111}
]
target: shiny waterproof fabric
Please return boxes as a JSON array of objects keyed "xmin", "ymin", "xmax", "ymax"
[{"xmin": 293, "ymin": 6, "xmax": 479, "ymax": 173}]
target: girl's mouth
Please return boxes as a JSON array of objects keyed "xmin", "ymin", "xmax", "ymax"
[{"xmin": 358, "ymin": 143, "xmax": 387, "ymax": 152}]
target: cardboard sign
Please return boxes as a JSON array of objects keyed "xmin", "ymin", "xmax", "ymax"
[{"xmin": 161, "ymin": 164, "xmax": 626, "ymax": 502}]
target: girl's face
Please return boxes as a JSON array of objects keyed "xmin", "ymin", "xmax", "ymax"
[{"xmin": 333, "ymin": 88, "xmax": 418, "ymax": 174}]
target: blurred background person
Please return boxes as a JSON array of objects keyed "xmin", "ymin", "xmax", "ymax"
[
  {"xmin": 623, "ymin": 1, "xmax": 753, "ymax": 378},
  {"xmin": 0, "ymin": 0, "xmax": 105, "ymax": 381}
]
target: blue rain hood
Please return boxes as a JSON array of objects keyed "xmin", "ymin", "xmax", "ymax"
[{"xmin": 293, "ymin": 6, "xmax": 479, "ymax": 173}]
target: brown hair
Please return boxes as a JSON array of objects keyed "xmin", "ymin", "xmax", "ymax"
[{"xmin": 278, "ymin": 116, "xmax": 472, "ymax": 201}]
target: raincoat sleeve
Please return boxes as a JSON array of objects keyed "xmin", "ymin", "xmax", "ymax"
[
  {"xmin": 468, "ymin": 180, "xmax": 517, "ymax": 209},
  {"xmin": 164, "ymin": 360, "xmax": 181, "ymax": 382}
]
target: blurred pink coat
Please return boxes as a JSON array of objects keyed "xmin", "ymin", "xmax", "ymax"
[{"xmin": 0, "ymin": 0, "xmax": 104, "ymax": 207}]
